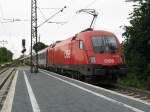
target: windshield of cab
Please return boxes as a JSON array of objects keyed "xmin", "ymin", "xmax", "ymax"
[{"xmin": 91, "ymin": 36, "xmax": 118, "ymax": 53}]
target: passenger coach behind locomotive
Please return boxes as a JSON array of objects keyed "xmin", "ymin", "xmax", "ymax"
[{"xmin": 47, "ymin": 29, "xmax": 127, "ymax": 82}]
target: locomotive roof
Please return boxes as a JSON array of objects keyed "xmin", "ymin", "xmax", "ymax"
[
  {"xmin": 49, "ymin": 29, "xmax": 116, "ymax": 48},
  {"xmin": 78, "ymin": 30, "xmax": 115, "ymax": 36}
]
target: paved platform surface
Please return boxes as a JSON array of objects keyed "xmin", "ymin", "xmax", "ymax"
[{"xmin": 2, "ymin": 67, "xmax": 150, "ymax": 112}]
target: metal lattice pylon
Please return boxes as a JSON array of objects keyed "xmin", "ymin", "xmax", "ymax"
[{"xmin": 31, "ymin": 0, "xmax": 38, "ymax": 73}]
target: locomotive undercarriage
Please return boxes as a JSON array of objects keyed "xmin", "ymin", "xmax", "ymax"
[{"xmin": 47, "ymin": 64, "xmax": 127, "ymax": 84}]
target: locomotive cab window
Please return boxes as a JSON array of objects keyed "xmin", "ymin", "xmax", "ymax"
[
  {"xmin": 79, "ymin": 40, "xmax": 85, "ymax": 50},
  {"xmin": 91, "ymin": 36, "xmax": 118, "ymax": 53}
]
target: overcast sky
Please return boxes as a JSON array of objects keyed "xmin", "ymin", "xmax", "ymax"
[{"xmin": 0, "ymin": 0, "xmax": 134, "ymax": 59}]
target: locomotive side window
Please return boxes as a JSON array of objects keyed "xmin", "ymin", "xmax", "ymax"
[
  {"xmin": 79, "ymin": 40, "xmax": 84, "ymax": 50},
  {"xmin": 92, "ymin": 36, "xmax": 118, "ymax": 53}
]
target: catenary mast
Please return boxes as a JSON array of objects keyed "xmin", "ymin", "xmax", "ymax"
[{"xmin": 31, "ymin": 0, "xmax": 38, "ymax": 73}]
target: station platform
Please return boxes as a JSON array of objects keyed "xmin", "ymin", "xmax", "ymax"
[{"xmin": 1, "ymin": 67, "xmax": 150, "ymax": 112}]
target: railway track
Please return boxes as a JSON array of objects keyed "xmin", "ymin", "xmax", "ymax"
[
  {"xmin": 0, "ymin": 68, "xmax": 8, "ymax": 75},
  {"xmin": 0, "ymin": 68, "xmax": 16, "ymax": 110}
]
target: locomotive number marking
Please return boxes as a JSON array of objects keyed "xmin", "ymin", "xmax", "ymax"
[
  {"xmin": 64, "ymin": 50, "xmax": 71, "ymax": 59},
  {"xmin": 104, "ymin": 59, "xmax": 114, "ymax": 64}
]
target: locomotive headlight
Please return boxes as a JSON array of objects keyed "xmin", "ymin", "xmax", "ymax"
[{"xmin": 89, "ymin": 56, "xmax": 96, "ymax": 64}]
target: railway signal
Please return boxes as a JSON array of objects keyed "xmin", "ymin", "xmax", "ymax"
[
  {"xmin": 21, "ymin": 39, "xmax": 26, "ymax": 55},
  {"xmin": 22, "ymin": 39, "xmax": 26, "ymax": 48},
  {"xmin": 21, "ymin": 48, "xmax": 26, "ymax": 54}
]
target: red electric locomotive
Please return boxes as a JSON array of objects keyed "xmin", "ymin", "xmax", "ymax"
[
  {"xmin": 28, "ymin": 9, "xmax": 127, "ymax": 83},
  {"xmin": 47, "ymin": 29, "xmax": 127, "ymax": 82}
]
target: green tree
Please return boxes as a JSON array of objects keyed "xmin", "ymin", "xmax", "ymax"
[
  {"xmin": 0, "ymin": 47, "xmax": 13, "ymax": 64},
  {"xmin": 122, "ymin": 0, "xmax": 150, "ymax": 89},
  {"xmin": 33, "ymin": 42, "xmax": 48, "ymax": 52}
]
